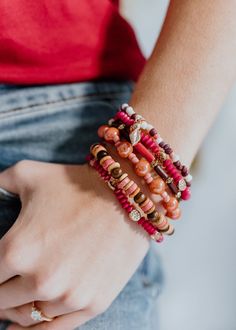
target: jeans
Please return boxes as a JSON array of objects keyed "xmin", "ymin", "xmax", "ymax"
[{"xmin": 0, "ymin": 81, "xmax": 163, "ymax": 330}]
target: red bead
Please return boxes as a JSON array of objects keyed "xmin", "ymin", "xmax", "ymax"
[
  {"xmin": 134, "ymin": 143, "xmax": 155, "ymax": 163},
  {"xmin": 181, "ymin": 187, "xmax": 191, "ymax": 200}
]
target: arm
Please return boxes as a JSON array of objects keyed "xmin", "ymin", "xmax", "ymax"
[
  {"xmin": 131, "ymin": 0, "xmax": 236, "ymax": 166},
  {"xmin": 1, "ymin": 1, "xmax": 236, "ymax": 329}
]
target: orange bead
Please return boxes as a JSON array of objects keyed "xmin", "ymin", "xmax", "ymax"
[
  {"xmin": 167, "ymin": 207, "xmax": 181, "ymax": 220},
  {"xmin": 97, "ymin": 125, "xmax": 109, "ymax": 138},
  {"xmin": 117, "ymin": 142, "xmax": 133, "ymax": 158},
  {"xmin": 163, "ymin": 197, "xmax": 178, "ymax": 212},
  {"xmin": 149, "ymin": 177, "xmax": 165, "ymax": 195},
  {"xmin": 104, "ymin": 127, "xmax": 120, "ymax": 142},
  {"xmin": 134, "ymin": 158, "xmax": 150, "ymax": 177}
]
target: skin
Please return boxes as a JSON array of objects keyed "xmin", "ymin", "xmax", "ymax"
[{"xmin": 0, "ymin": 0, "xmax": 236, "ymax": 329}]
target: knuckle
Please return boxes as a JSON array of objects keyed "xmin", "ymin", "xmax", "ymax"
[
  {"xmin": 32, "ymin": 274, "xmax": 62, "ymax": 300},
  {"xmin": 89, "ymin": 299, "xmax": 111, "ymax": 316},
  {"xmin": 14, "ymin": 160, "xmax": 32, "ymax": 175},
  {"xmin": 61, "ymin": 291, "xmax": 81, "ymax": 310},
  {"xmin": 2, "ymin": 240, "xmax": 24, "ymax": 272}
]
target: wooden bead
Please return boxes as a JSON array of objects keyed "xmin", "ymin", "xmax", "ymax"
[
  {"xmin": 91, "ymin": 145, "xmax": 106, "ymax": 158},
  {"xmin": 99, "ymin": 155, "xmax": 112, "ymax": 165},
  {"xmin": 134, "ymin": 158, "xmax": 151, "ymax": 177},
  {"xmin": 134, "ymin": 191, "xmax": 146, "ymax": 204},
  {"xmin": 96, "ymin": 150, "xmax": 108, "ymax": 161},
  {"xmin": 108, "ymin": 162, "xmax": 120, "ymax": 173},
  {"xmin": 111, "ymin": 168, "xmax": 123, "ymax": 179},
  {"xmin": 147, "ymin": 211, "xmax": 159, "ymax": 221}
]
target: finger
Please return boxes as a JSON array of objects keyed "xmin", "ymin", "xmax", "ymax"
[
  {"xmin": 0, "ymin": 165, "xmax": 20, "ymax": 195},
  {"xmin": 0, "ymin": 213, "xmax": 26, "ymax": 284},
  {"xmin": 0, "ymin": 304, "xmax": 41, "ymax": 328},
  {"xmin": 8, "ymin": 309, "xmax": 92, "ymax": 330},
  {"xmin": 0, "ymin": 276, "xmax": 34, "ymax": 310}
]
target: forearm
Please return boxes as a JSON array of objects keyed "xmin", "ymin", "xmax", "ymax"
[{"xmin": 130, "ymin": 0, "xmax": 236, "ymax": 166}]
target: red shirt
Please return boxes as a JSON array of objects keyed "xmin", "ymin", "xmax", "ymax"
[{"xmin": 0, "ymin": 0, "xmax": 145, "ymax": 85}]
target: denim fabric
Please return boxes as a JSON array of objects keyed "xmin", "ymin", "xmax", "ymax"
[{"xmin": 0, "ymin": 81, "xmax": 163, "ymax": 330}]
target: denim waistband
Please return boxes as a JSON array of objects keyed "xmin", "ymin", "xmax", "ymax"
[{"xmin": 0, "ymin": 80, "xmax": 134, "ymax": 114}]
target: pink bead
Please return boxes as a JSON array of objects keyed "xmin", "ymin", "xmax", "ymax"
[
  {"xmin": 117, "ymin": 177, "xmax": 130, "ymax": 189},
  {"xmin": 164, "ymin": 159, "xmax": 172, "ymax": 167},
  {"xmin": 172, "ymin": 172, "xmax": 181, "ymax": 181},
  {"xmin": 162, "ymin": 191, "xmax": 170, "ymax": 203},
  {"xmin": 122, "ymin": 202, "xmax": 130, "ymax": 210},
  {"xmin": 181, "ymin": 187, "xmax": 191, "ymax": 200},
  {"xmin": 102, "ymin": 159, "xmax": 114, "ymax": 171},
  {"xmin": 141, "ymin": 200, "xmax": 153, "ymax": 212},
  {"xmin": 97, "ymin": 125, "xmax": 109, "ymax": 138},
  {"xmin": 126, "ymin": 182, "xmax": 138, "ymax": 196},
  {"xmin": 144, "ymin": 173, "xmax": 152, "ymax": 183}
]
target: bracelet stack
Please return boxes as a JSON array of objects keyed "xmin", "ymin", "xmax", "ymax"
[{"xmin": 87, "ymin": 104, "xmax": 192, "ymax": 244}]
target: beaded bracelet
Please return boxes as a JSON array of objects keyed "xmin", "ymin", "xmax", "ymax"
[
  {"xmin": 97, "ymin": 125, "xmax": 181, "ymax": 220},
  {"xmin": 109, "ymin": 105, "xmax": 192, "ymax": 200},
  {"xmin": 120, "ymin": 104, "xmax": 192, "ymax": 189},
  {"xmin": 88, "ymin": 157, "xmax": 164, "ymax": 243},
  {"xmin": 89, "ymin": 143, "xmax": 174, "ymax": 236}
]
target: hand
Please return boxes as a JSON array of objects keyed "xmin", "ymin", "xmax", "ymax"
[{"xmin": 0, "ymin": 160, "xmax": 149, "ymax": 329}]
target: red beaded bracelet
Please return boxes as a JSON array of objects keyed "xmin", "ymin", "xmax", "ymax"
[{"xmin": 120, "ymin": 103, "xmax": 192, "ymax": 195}]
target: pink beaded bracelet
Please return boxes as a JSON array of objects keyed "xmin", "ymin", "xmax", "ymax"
[
  {"xmin": 88, "ymin": 156, "xmax": 164, "ymax": 243},
  {"xmin": 89, "ymin": 144, "xmax": 175, "ymax": 236}
]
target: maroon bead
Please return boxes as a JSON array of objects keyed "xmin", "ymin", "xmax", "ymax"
[
  {"xmin": 186, "ymin": 181, "xmax": 191, "ymax": 187},
  {"xmin": 159, "ymin": 141, "xmax": 165, "ymax": 148},
  {"xmin": 182, "ymin": 166, "xmax": 189, "ymax": 176},
  {"xmin": 174, "ymin": 160, "xmax": 181, "ymax": 167},
  {"xmin": 150, "ymin": 128, "xmax": 157, "ymax": 136},
  {"xmin": 154, "ymin": 165, "xmax": 169, "ymax": 180},
  {"xmin": 165, "ymin": 147, "xmax": 173, "ymax": 155},
  {"xmin": 168, "ymin": 181, "xmax": 179, "ymax": 195},
  {"xmin": 131, "ymin": 114, "xmax": 137, "ymax": 120}
]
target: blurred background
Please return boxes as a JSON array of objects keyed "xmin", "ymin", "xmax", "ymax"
[{"xmin": 121, "ymin": 1, "xmax": 236, "ymax": 330}]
